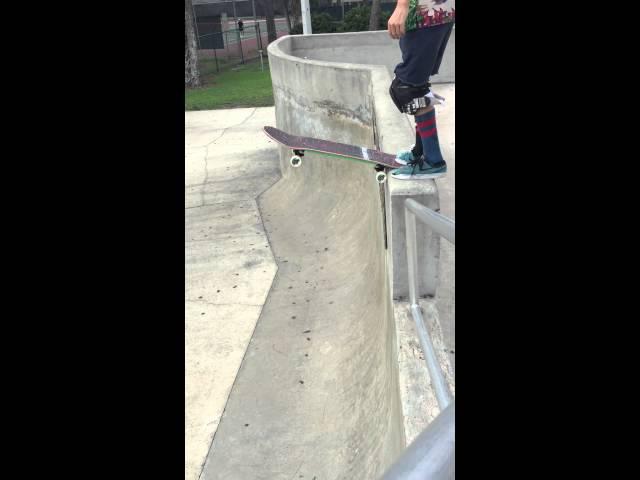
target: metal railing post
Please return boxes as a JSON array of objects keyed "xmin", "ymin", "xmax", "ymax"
[
  {"xmin": 383, "ymin": 199, "xmax": 455, "ymax": 480},
  {"xmin": 405, "ymin": 199, "xmax": 455, "ymax": 244},
  {"xmin": 405, "ymin": 208, "xmax": 419, "ymax": 306},
  {"xmin": 404, "ymin": 199, "xmax": 454, "ymax": 410}
]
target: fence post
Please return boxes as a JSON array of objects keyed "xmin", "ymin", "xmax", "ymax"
[
  {"xmin": 256, "ymin": 23, "xmax": 263, "ymax": 52},
  {"xmin": 237, "ymin": 28, "xmax": 244, "ymax": 64}
]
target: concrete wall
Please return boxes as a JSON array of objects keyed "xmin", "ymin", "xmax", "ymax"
[
  {"xmin": 252, "ymin": 30, "xmax": 448, "ymax": 478},
  {"xmin": 266, "ymin": 36, "xmax": 406, "ymax": 479},
  {"xmin": 269, "ymin": 31, "xmax": 445, "ymax": 300},
  {"xmin": 284, "ymin": 28, "xmax": 454, "ymax": 84}
]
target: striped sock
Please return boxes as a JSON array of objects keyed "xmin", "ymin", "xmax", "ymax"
[
  {"xmin": 411, "ymin": 127, "xmax": 423, "ymax": 159},
  {"xmin": 415, "ymin": 109, "xmax": 445, "ymax": 166}
]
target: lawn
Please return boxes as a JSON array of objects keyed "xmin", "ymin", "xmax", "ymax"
[{"xmin": 185, "ymin": 58, "xmax": 274, "ymax": 111}]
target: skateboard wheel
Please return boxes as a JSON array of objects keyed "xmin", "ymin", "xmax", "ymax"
[
  {"xmin": 290, "ymin": 155, "xmax": 302, "ymax": 168},
  {"xmin": 376, "ymin": 171, "xmax": 387, "ymax": 184}
]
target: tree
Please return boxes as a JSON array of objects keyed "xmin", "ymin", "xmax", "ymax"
[
  {"xmin": 339, "ymin": 5, "xmax": 389, "ymax": 32},
  {"xmin": 185, "ymin": 0, "xmax": 200, "ymax": 87},
  {"xmin": 259, "ymin": 0, "xmax": 278, "ymax": 43},
  {"xmin": 369, "ymin": 0, "xmax": 382, "ymax": 31},
  {"xmin": 289, "ymin": 0, "xmax": 301, "ymax": 27},
  {"xmin": 282, "ymin": 0, "xmax": 292, "ymax": 33},
  {"xmin": 340, "ymin": 6, "xmax": 371, "ymax": 32},
  {"xmin": 312, "ymin": 13, "xmax": 337, "ymax": 33}
]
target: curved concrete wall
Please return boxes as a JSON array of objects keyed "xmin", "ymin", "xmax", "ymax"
[
  {"xmin": 266, "ymin": 33, "xmax": 407, "ymax": 478},
  {"xmin": 246, "ymin": 32, "xmax": 445, "ymax": 477},
  {"xmin": 269, "ymin": 32, "xmax": 444, "ymax": 300},
  {"xmin": 201, "ymin": 31, "xmax": 449, "ymax": 480}
]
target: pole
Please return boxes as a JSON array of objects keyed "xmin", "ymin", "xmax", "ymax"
[
  {"xmin": 251, "ymin": 0, "xmax": 260, "ymax": 50},
  {"xmin": 238, "ymin": 29, "xmax": 244, "ymax": 64},
  {"xmin": 300, "ymin": 0, "xmax": 312, "ymax": 34},
  {"xmin": 256, "ymin": 22, "xmax": 263, "ymax": 52}
]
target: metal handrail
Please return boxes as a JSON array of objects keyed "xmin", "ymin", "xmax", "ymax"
[
  {"xmin": 380, "ymin": 199, "xmax": 455, "ymax": 480},
  {"xmin": 404, "ymin": 198, "xmax": 454, "ymax": 409},
  {"xmin": 381, "ymin": 400, "xmax": 455, "ymax": 480}
]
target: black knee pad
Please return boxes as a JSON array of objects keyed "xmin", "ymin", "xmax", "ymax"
[{"xmin": 389, "ymin": 77, "xmax": 430, "ymax": 114}]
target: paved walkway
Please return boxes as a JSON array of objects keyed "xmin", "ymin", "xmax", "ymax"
[{"xmin": 185, "ymin": 107, "xmax": 280, "ymax": 480}]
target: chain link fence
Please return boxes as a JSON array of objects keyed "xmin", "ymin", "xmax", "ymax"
[{"xmin": 196, "ymin": 19, "xmax": 290, "ymax": 72}]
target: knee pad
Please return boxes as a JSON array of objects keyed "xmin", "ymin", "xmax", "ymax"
[
  {"xmin": 389, "ymin": 77, "xmax": 446, "ymax": 114},
  {"xmin": 389, "ymin": 77, "xmax": 430, "ymax": 114}
]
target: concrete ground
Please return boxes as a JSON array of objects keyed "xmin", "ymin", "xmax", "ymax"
[
  {"xmin": 185, "ymin": 93, "xmax": 454, "ymax": 479},
  {"xmin": 185, "ymin": 108, "xmax": 280, "ymax": 480}
]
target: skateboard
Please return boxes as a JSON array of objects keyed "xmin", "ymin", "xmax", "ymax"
[{"xmin": 263, "ymin": 126, "xmax": 404, "ymax": 184}]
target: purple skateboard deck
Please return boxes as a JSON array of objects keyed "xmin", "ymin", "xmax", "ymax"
[{"xmin": 263, "ymin": 126, "xmax": 403, "ymax": 169}]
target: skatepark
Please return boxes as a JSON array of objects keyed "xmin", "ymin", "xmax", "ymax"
[{"xmin": 186, "ymin": 29, "xmax": 455, "ymax": 480}]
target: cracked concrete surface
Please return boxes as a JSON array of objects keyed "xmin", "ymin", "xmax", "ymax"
[{"xmin": 185, "ymin": 107, "xmax": 280, "ymax": 480}]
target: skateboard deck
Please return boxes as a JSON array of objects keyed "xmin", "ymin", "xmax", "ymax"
[{"xmin": 263, "ymin": 126, "xmax": 403, "ymax": 183}]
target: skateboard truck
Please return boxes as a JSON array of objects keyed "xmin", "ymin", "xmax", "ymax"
[
  {"xmin": 374, "ymin": 165, "xmax": 387, "ymax": 184},
  {"xmin": 290, "ymin": 149, "xmax": 387, "ymax": 182},
  {"xmin": 290, "ymin": 149, "xmax": 304, "ymax": 168}
]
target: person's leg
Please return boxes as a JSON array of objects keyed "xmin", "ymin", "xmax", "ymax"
[
  {"xmin": 412, "ymin": 127, "xmax": 423, "ymax": 159},
  {"xmin": 390, "ymin": 23, "xmax": 453, "ymax": 176},
  {"xmin": 389, "ymin": 75, "xmax": 429, "ymax": 165},
  {"xmin": 415, "ymin": 107, "xmax": 444, "ymax": 167}
]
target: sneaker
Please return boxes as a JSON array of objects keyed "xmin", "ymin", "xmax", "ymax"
[
  {"xmin": 395, "ymin": 148, "xmax": 417, "ymax": 166},
  {"xmin": 395, "ymin": 146, "xmax": 422, "ymax": 165},
  {"xmin": 391, "ymin": 158, "xmax": 447, "ymax": 180}
]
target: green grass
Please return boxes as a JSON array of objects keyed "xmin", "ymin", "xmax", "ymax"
[{"xmin": 185, "ymin": 58, "xmax": 274, "ymax": 111}]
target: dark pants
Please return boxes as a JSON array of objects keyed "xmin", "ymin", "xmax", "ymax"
[{"xmin": 394, "ymin": 22, "xmax": 454, "ymax": 87}]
